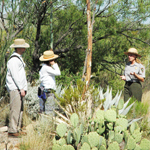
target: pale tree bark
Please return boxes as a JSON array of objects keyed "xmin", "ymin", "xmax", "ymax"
[{"xmin": 82, "ymin": 0, "xmax": 97, "ymax": 97}]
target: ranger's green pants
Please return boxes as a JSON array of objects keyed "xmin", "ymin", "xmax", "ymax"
[{"xmin": 124, "ymin": 82, "xmax": 142, "ymax": 102}]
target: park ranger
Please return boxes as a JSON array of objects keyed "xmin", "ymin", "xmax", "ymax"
[{"xmin": 120, "ymin": 48, "xmax": 145, "ymax": 102}]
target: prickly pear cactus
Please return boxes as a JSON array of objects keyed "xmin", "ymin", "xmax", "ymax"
[
  {"xmin": 92, "ymin": 147, "xmax": 98, "ymax": 150},
  {"xmin": 95, "ymin": 110, "xmax": 104, "ymax": 123},
  {"xmin": 115, "ymin": 118, "xmax": 128, "ymax": 131},
  {"xmin": 140, "ymin": 138, "xmax": 150, "ymax": 150},
  {"xmin": 108, "ymin": 131, "xmax": 114, "ymax": 142},
  {"xmin": 56, "ymin": 123, "xmax": 67, "ymax": 137},
  {"xmin": 114, "ymin": 132, "xmax": 123, "ymax": 144},
  {"xmin": 57, "ymin": 137, "xmax": 66, "ymax": 146},
  {"xmin": 107, "ymin": 122, "xmax": 113, "ymax": 130},
  {"xmin": 108, "ymin": 141, "xmax": 120, "ymax": 150},
  {"xmin": 134, "ymin": 144, "xmax": 141, "ymax": 150},
  {"xmin": 52, "ymin": 144, "xmax": 61, "ymax": 150},
  {"xmin": 99, "ymin": 145, "xmax": 106, "ymax": 150},
  {"xmin": 67, "ymin": 130, "xmax": 72, "ymax": 144},
  {"xmin": 61, "ymin": 144, "xmax": 75, "ymax": 150},
  {"xmin": 88, "ymin": 132, "xmax": 100, "ymax": 148},
  {"xmin": 126, "ymin": 135, "xmax": 136, "ymax": 149},
  {"xmin": 70, "ymin": 113, "xmax": 79, "ymax": 127},
  {"xmin": 104, "ymin": 109, "xmax": 116, "ymax": 122},
  {"xmin": 132, "ymin": 128, "xmax": 142, "ymax": 143},
  {"xmin": 80, "ymin": 142, "xmax": 90, "ymax": 150},
  {"xmin": 117, "ymin": 99, "xmax": 124, "ymax": 110},
  {"xmin": 81, "ymin": 134, "xmax": 89, "ymax": 145}
]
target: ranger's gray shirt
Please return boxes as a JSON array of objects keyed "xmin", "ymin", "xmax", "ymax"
[{"xmin": 124, "ymin": 62, "xmax": 145, "ymax": 82}]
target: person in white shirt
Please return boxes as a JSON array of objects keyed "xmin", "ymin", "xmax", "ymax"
[
  {"xmin": 6, "ymin": 39, "xmax": 29, "ymax": 137},
  {"xmin": 39, "ymin": 50, "xmax": 61, "ymax": 115}
]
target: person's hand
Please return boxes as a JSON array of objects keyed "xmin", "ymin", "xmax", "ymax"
[
  {"xmin": 20, "ymin": 89, "xmax": 26, "ymax": 97},
  {"xmin": 50, "ymin": 60, "xmax": 55, "ymax": 65},
  {"xmin": 130, "ymin": 72, "xmax": 135, "ymax": 75},
  {"xmin": 120, "ymin": 75, "xmax": 126, "ymax": 80}
]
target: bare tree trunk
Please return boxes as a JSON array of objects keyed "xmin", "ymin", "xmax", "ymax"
[
  {"xmin": 86, "ymin": 0, "xmax": 92, "ymax": 88},
  {"xmin": 82, "ymin": 0, "xmax": 92, "ymax": 99}
]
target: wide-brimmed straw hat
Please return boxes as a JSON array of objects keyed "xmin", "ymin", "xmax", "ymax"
[
  {"xmin": 124, "ymin": 48, "xmax": 141, "ymax": 57},
  {"xmin": 10, "ymin": 39, "xmax": 30, "ymax": 48},
  {"xmin": 39, "ymin": 50, "xmax": 59, "ymax": 61}
]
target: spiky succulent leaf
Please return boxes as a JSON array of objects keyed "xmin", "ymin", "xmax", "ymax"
[
  {"xmin": 108, "ymin": 141, "xmax": 120, "ymax": 150},
  {"xmin": 70, "ymin": 113, "xmax": 79, "ymax": 127},
  {"xmin": 56, "ymin": 123, "xmax": 67, "ymax": 137}
]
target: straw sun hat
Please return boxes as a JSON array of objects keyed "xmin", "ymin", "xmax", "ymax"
[
  {"xmin": 10, "ymin": 39, "xmax": 30, "ymax": 48},
  {"xmin": 39, "ymin": 50, "xmax": 59, "ymax": 61},
  {"xmin": 124, "ymin": 48, "xmax": 141, "ymax": 57}
]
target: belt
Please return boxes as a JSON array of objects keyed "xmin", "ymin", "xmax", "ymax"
[{"xmin": 126, "ymin": 81, "xmax": 140, "ymax": 84}]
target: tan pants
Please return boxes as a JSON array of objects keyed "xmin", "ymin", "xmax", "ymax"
[{"xmin": 8, "ymin": 90, "xmax": 23, "ymax": 133}]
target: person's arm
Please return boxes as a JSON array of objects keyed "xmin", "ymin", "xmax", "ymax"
[
  {"xmin": 130, "ymin": 72, "xmax": 144, "ymax": 82},
  {"xmin": 120, "ymin": 75, "xmax": 126, "ymax": 80},
  {"xmin": 47, "ymin": 61, "xmax": 61, "ymax": 76}
]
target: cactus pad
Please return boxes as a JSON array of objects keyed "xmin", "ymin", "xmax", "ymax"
[
  {"xmin": 104, "ymin": 109, "xmax": 116, "ymax": 122},
  {"xmin": 115, "ymin": 118, "xmax": 128, "ymax": 131},
  {"xmin": 61, "ymin": 144, "xmax": 75, "ymax": 150},
  {"xmin": 80, "ymin": 142, "xmax": 91, "ymax": 150},
  {"xmin": 88, "ymin": 132, "xmax": 100, "ymax": 148},
  {"xmin": 70, "ymin": 113, "xmax": 79, "ymax": 127},
  {"xmin": 127, "ymin": 135, "xmax": 136, "ymax": 149},
  {"xmin": 108, "ymin": 141, "xmax": 120, "ymax": 150},
  {"xmin": 140, "ymin": 138, "xmax": 150, "ymax": 150},
  {"xmin": 52, "ymin": 144, "xmax": 61, "ymax": 150},
  {"xmin": 56, "ymin": 123, "xmax": 67, "ymax": 137}
]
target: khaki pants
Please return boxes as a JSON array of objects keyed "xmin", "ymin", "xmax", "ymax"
[
  {"xmin": 8, "ymin": 90, "xmax": 23, "ymax": 133},
  {"xmin": 124, "ymin": 82, "xmax": 142, "ymax": 102}
]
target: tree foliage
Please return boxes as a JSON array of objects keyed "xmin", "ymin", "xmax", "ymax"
[{"xmin": 0, "ymin": 0, "xmax": 150, "ymax": 96}]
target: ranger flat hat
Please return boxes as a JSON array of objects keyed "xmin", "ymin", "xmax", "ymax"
[
  {"xmin": 10, "ymin": 39, "xmax": 30, "ymax": 48},
  {"xmin": 124, "ymin": 48, "xmax": 141, "ymax": 57},
  {"xmin": 39, "ymin": 50, "xmax": 59, "ymax": 61}
]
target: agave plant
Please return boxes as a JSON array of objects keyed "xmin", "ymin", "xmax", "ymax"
[{"xmin": 54, "ymin": 83, "xmax": 142, "ymax": 127}]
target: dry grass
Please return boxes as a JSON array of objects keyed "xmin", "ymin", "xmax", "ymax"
[
  {"xmin": 0, "ymin": 100, "xmax": 9, "ymax": 127},
  {"xmin": 142, "ymin": 91, "xmax": 150, "ymax": 123},
  {"xmin": 19, "ymin": 115, "xmax": 55, "ymax": 150}
]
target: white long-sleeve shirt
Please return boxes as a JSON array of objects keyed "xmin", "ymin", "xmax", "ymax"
[
  {"xmin": 39, "ymin": 63, "xmax": 61, "ymax": 90},
  {"xmin": 6, "ymin": 52, "xmax": 27, "ymax": 91}
]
